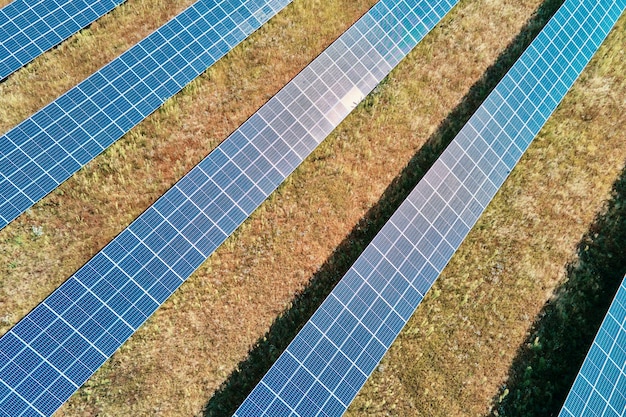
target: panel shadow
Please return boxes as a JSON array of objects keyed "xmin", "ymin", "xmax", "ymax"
[{"xmin": 488, "ymin": 166, "xmax": 626, "ymax": 417}]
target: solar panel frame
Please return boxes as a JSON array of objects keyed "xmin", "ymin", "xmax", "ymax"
[
  {"xmin": 560, "ymin": 276, "xmax": 626, "ymax": 417},
  {"xmin": 0, "ymin": 0, "xmax": 459, "ymax": 415},
  {"xmin": 0, "ymin": 0, "xmax": 126, "ymax": 80},
  {"xmin": 0, "ymin": 0, "xmax": 294, "ymax": 231},
  {"xmin": 233, "ymin": 0, "xmax": 626, "ymax": 416}
]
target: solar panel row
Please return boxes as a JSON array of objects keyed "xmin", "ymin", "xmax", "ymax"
[
  {"xmin": 0, "ymin": 0, "xmax": 125, "ymax": 80},
  {"xmin": 234, "ymin": 1, "xmax": 626, "ymax": 416},
  {"xmin": 0, "ymin": 0, "xmax": 292, "ymax": 231},
  {"xmin": 560, "ymin": 275, "xmax": 626, "ymax": 417},
  {"xmin": 0, "ymin": 0, "xmax": 457, "ymax": 415}
]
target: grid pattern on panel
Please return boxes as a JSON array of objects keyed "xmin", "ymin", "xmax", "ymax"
[
  {"xmin": 0, "ymin": 0, "xmax": 458, "ymax": 415},
  {"xmin": 234, "ymin": 1, "xmax": 626, "ymax": 416},
  {"xmin": 0, "ymin": 0, "xmax": 125, "ymax": 80},
  {"xmin": 0, "ymin": 0, "xmax": 292, "ymax": 231},
  {"xmin": 559, "ymin": 277, "xmax": 626, "ymax": 417}
]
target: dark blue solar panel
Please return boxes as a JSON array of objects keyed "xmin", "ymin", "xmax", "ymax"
[
  {"xmin": 234, "ymin": 0, "xmax": 626, "ymax": 416},
  {"xmin": 0, "ymin": 0, "xmax": 125, "ymax": 80},
  {"xmin": 0, "ymin": 0, "xmax": 457, "ymax": 414},
  {"xmin": 0, "ymin": 0, "xmax": 293, "ymax": 231},
  {"xmin": 560, "ymin": 275, "xmax": 626, "ymax": 417}
]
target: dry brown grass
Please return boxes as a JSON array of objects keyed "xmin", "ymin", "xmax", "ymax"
[
  {"xmin": 0, "ymin": 0, "xmax": 624, "ymax": 416},
  {"xmin": 0, "ymin": 0, "xmax": 15, "ymax": 9},
  {"xmin": 0, "ymin": 0, "xmax": 194, "ymax": 133},
  {"xmin": 347, "ymin": 10, "xmax": 626, "ymax": 417}
]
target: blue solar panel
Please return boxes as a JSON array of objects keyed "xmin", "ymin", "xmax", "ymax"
[
  {"xmin": 0, "ymin": 0, "xmax": 125, "ymax": 80},
  {"xmin": 560, "ymin": 275, "xmax": 626, "ymax": 417},
  {"xmin": 0, "ymin": 0, "xmax": 457, "ymax": 415},
  {"xmin": 0, "ymin": 0, "xmax": 293, "ymax": 231},
  {"xmin": 233, "ymin": 1, "xmax": 626, "ymax": 416}
]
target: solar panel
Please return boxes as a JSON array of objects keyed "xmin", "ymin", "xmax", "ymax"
[
  {"xmin": 233, "ymin": 1, "xmax": 626, "ymax": 416},
  {"xmin": 0, "ymin": 0, "xmax": 457, "ymax": 415},
  {"xmin": 559, "ymin": 275, "xmax": 626, "ymax": 417},
  {"xmin": 0, "ymin": 0, "xmax": 125, "ymax": 80},
  {"xmin": 0, "ymin": 0, "xmax": 293, "ymax": 231}
]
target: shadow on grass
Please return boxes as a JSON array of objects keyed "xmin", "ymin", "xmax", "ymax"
[
  {"xmin": 202, "ymin": 0, "xmax": 565, "ymax": 415},
  {"xmin": 488, "ymin": 167, "xmax": 626, "ymax": 417}
]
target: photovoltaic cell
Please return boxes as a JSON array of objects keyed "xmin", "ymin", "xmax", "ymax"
[
  {"xmin": 0, "ymin": 0, "xmax": 457, "ymax": 415},
  {"xmin": 0, "ymin": 0, "xmax": 125, "ymax": 80},
  {"xmin": 559, "ymin": 275, "xmax": 626, "ymax": 417},
  {"xmin": 234, "ymin": 1, "xmax": 626, "ymax": 416},
  {"xmin": 0, "ymin": 0, "xmax": 293, "ymax": 231}
]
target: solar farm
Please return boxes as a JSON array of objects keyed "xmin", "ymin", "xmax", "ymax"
[{"xmin": 1, "ymin": 0, "xmax": 625, "ymax": 416}]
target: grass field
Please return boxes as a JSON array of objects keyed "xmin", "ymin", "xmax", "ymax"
[{"xmin": 0, "ymin": 0, "xmax": 625, "ymax": 416}]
